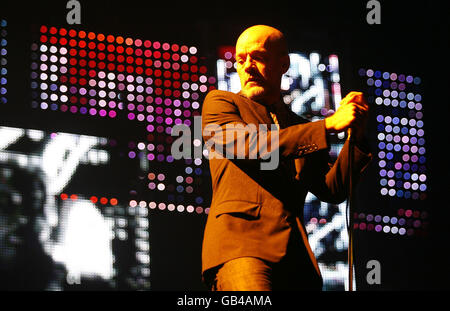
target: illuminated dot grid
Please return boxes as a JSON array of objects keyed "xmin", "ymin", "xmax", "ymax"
[
  {"xmin": 352, "ymin": 209, "xmax": 429, "ymax": 237},
  {"xmin": 359, "ymin": 68, "xmax": 426, "ymax": 200},
  {"xmin": 0, "ymin": 19, "xmax": 7, "ymax": 104},
  {"xmin": 31, "ymin": 26, "xmax": 216, "ymax": 215}
]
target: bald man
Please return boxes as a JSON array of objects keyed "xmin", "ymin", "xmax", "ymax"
[{"xmin": 201, "ymin": 25, "xmax": 371, "ymax": 291}]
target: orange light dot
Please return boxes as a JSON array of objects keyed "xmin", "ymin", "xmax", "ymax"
[
  {"xmin": 125, "ymin": 38, "xmax": 133, "ymax": 46},
  {"xmin": 97, "ymin": 33, "xmax": 105, "ymax": 41},
  {"xmin": 110, "ymin": 198, "xmax": 118, "ymax": 206},
  {"xmin": 88, "ymin": 32, "xmax": 96, "ymax": 40},
  {"xmin": 78, "ymin": 30, "xmax": 86, "ymax": 39},
  {"xmin": 116, "ymin": 36, "xmax": 124, "ymax": 44}
]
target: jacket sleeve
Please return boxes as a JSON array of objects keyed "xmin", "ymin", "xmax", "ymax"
[
  {"xmin": 202, "ymin": 90, "xmax": 329, "ymax": 161},
  {"xmin": 302, "ymin": 139, "xmax": 372, "ymax": 204}
]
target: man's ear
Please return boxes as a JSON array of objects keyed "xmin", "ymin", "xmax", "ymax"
[{"xmin": 281, "ymin": 54, "xmax": 290, "ymax": 74}]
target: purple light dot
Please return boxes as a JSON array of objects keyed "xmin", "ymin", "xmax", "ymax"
[
  {"xmin": 137, "ymin": 104, "xmax": 145, "ymax": 112},
  {"xmin": 70, "ymin": 106, "xmax": 78, "ymax": 113},
  {"xmin": 183, "ymin": 110, "xmax": 191, "ymax": 117},
  {"xmin": 128, "ymin": 113, "xmax": 135, "ymax": 120},
  {"xmin": 108, "ymin": 101, "xmax": 116, "ymax": 109},
  {"xmin": 128, "ymin": 151, "xmax": 136, "ymax": 159},
  {"xmin": 165, "ymin": 127, "xmax": 172, "ymax": 135},
  {"xmin": 164, "ymin": 98, "xmax": 172, "ymax": 106},
  {"xmin": 174, "ymin": 118, "xmax": 182, "ymax": 125},
  {"xmin": 147, "ymin": 154, "xmax": 155, "ymax": 161},
  {"xmin": 155, "ymin": 97, "xmax": 163, "ymax": 105},
  {"xmin": 109, "ymin": 110, "xmax": 116, "ymax": 118},
  {"xmin": 137, "ymin": 114, "xmax": 145, "ymax": 121},
  {"xmin": 80, "ymin": 107, "xmax": 87, "ymax": 114},
  {"xmin": 394, "ymin": 162, "xmax": 402, "ymax": 170},
  {"xmin": 157, "ymin": 154, "xmax": 165, "ymax": 162},
  {"xmin": 165, "ymin": 117, "xmax": 173, "ymax": 125},
  {"xmin": 155, "ymin": 116, "xmax": 164, "ymax": 124},
  {"xmin": 89, "ymin": 108, "xmax": 97, "ymax": 115},
  {"xmin": 89, "ymin": 99, "xmax": 97, "ymax": 106},
  {"xmin": 165, "ymin": 108, "xmax": 172, "ymax": 115},
  {"xmin": 99, "ymin": 109, "xmax": 107, "ymax": 117},
  {"xmin": 375, "ymin": 225, "xmax": 382, "ymax": 232},
  {"xmin": 146, "ymin": 124, "xmax": 154, "ymax": 132}
]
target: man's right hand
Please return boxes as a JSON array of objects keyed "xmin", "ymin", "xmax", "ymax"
[{"xmin": 325, "ymin": 91, "xmax": 369, "ymax": 141}]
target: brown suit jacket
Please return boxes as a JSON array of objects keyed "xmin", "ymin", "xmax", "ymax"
[{"xmin": 201, "ymin": 89, "xmax": 371, "ymax": 287}]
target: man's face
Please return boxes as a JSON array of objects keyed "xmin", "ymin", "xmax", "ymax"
[{"xmin": 235, "ymin": 27, "xmax": 288, "ymax": 103}]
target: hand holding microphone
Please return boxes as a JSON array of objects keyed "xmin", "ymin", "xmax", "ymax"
[{"xmin": 324, "ymin": 91, "xmax": 369, "ymax": 143}]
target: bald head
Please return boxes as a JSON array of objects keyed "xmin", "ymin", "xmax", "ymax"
[
  {"xmin": 236, "ymin": 25, "xmax": 288, "ymax": 58},
  {"xmin": 235, "ymin": 25, "xmax": 290, "ymax": 104}
]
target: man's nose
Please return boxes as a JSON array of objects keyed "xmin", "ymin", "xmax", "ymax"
[{"xmin": 243, "ymin": 55, "xmax": 255, "ymax": 72}]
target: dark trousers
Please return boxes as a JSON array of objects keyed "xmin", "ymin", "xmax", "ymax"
[{"xmin": 209, "ymin": 230, "xmax": 323, "ymax": 291}]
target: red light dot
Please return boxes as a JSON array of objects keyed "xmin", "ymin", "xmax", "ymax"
[
  {"xmin": 69, "ymin": 29, "xmax": 77, "ymax": 37},
  {"xmin": 50, "ymin": 37, "xmax": 58, "ymax": 44},
  {"xmin": 49, "ymin": 27, "xmax": 58, "ymax": 35},
  {"xmin": 97, "ymin": 43, "xmax": 105, "ymax": 51},
  {"xmin": 180, "ymin": 45, "xmax": 188, "ymax": 53},
  {"xmin": 59, "ymin": 28, "xmax": 67, "ymax": 36},
  {"xmin": 40, "ymin": 25, "xmax": 48, "ymax": 33},
  {"xmin": 88, "ymin": 32, "xmax": 96, "ymax": 40},
  {"xmin": 90, "ymin": 196, "xmax": 98, "ymax": 203},
  {"xmin": 171, "ymin": 44, "xmax": 179, "ymax": 52},
  {"xmin": 60, "ymin": 193, "xmax": 68, "ymax": 200},
  {"xmin": 70, "ymin": 194, "xmax": 78, "ymax": 200},
  {"xmin": 110, "ymin": 198, "xmax": 118, "ymax": 206},
  {"xmin": 88, "ymin": 42, "xmax": 96, "ymax": 49},
  {"xmin": 59, "ymin": 38, "xmax": 68, "ymax": 45},
  {"xmin": 100, "ymin": 197, "xmax": 108, "ymax": 205},
  {"xmin": 40, "ymin": 35, "xmax": 48, "ymax": 43},
  {"xmin": 97, "ymin": 33, "xmax": 105, "ymax": 41},
  {"xmin": 144, "ymin": 40, "xmax": 151, "ymax": 48},
  {"xmin": 116, "ymin": 46, "xmax": 124, "ymax": 53},
  {"xmin": 126, "ymin": 47, "xmax": 134, "ymax": 55},
  {"xmin": 78, "ymin": 41, "xmax": 86, "ymax": 48},
  {"xmin": 78, "ymin": 31, "xmax": 86, "ymax": 39},
  {"xmin": 106, "ymin": 35, "xmax": 115, "ymax": 43}
]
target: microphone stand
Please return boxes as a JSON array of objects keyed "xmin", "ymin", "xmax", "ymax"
[{"xmin": 347, "ymin": 128, "xmax": 355, "ymax": 291}]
